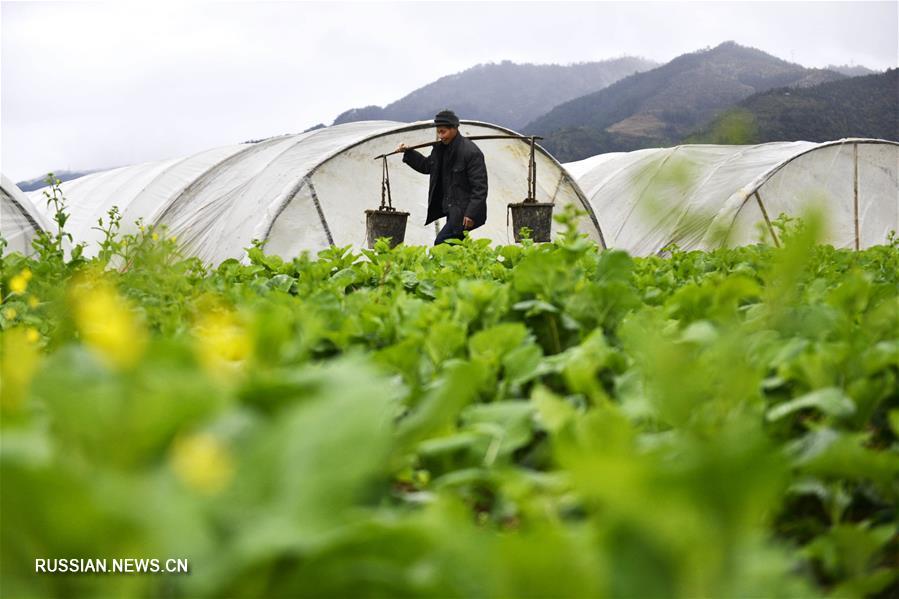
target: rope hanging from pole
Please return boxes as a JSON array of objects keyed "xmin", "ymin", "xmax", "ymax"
[
  {"xmin": 380, "ymin": 156, "xmax": 395, "ymax": 211},
  {"xmin": 529, "ymin": 136, "xmax": 537, "ymax": 202}
]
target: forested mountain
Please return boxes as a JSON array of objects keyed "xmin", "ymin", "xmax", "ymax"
[
  {"xmin": 525, "ymin": 42, "xmax": 847, "ymax": 161},
  {"xmin": 689, "ymin": 68, "xmax": 899, "ymax": 144},
  {"xmin": 826, "ymin": 64, "xmax": 878, "ymax": 77},
  {"xmin": 332, "ymin": 57, "xmax": 657, "ymax": 129}
]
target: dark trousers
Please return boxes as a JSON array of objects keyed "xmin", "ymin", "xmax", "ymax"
[{"xmin": 434, "ymin": 205, "xmax": 466, "ymax": 245}]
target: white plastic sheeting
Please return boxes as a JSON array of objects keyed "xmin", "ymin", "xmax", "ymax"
[
  {"xmin": 565, "ymin": 139, "xmax": 899, "ymax": 255},
  {"xmin": 1, "ymin": 175, "xmax": 51, "ymax": 256},
  {"xmin": 27, "ymin": 121, "xmax": 601, "ymax": 264}
]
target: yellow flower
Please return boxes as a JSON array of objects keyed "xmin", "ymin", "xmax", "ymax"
[
  {"xmin": 3, "ymin": 308, "xmax": 17, "ymax": 320},
  {"xmin": 193, "ymin": 306, "xmax": 251, "ymax": 380},
  {"xmin": 25, "ymin": 328, "xmax": 40, "ymax": 343},
  {"xmin": 1, "ymin": 328, "xmax": 41, "ymax": 413},
  {"xmin": 170, "ymin": 433, "xmax": 234, "ymax": 495},
  {"xmin": 151, "ymin": 232, "xmax": 159, "ymax": 241},
  {"xmin": 70, "ymin": 274, "xmax": 147, "ymax": 370},
  {"xmin": 9, "ymin": 269, "xmax": 31, "ymax": 293},
  {"xmin": 27, "ymin": 296, "xmax": 39, "ymax": 309},
  {"xmin": 9, "ymin": 276, "xmax": 26, "ymax": 293}
]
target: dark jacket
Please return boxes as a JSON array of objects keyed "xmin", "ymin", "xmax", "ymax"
[{"xmin": 402, "ymin": 134, "xmax": 488, "ymax": 227}]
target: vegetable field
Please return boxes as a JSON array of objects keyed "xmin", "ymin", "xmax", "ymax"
[{"xmin": 1, "ymin": 195, "xmax": 897, "ymax": 598}]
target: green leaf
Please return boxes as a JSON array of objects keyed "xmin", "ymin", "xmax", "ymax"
[
  {"xmin": 396, "ymin": 360, "xmax": 486, "ymax": 446},
  {"xmin": 502, "ymin": 342, "xmax": 544, "ymax": 387},
  {"xmin": 512, "ymin": 299, "xmax": 558, "ymax": 315},
  {"xmin": 425, "ymin": 321, "xmax": 467, "ymax": 366},
  {"xmin": 889, "ymin": 410, "xmax": 899, "ymax": 436},
  {"xmin": 766, "ymin": 387, "xmax": 856, "ymax": 421},
  {"xmin": 267, "ymin": 274, "xmax": 295, "ymax": 293},
  {"xmin": 803, "ymin": 522, "xmax": 896, "ymax": 579},
  {"xmin": 469, "ymin": 323, "xmax": 530, "ymax": 364},
  {"xmin": 532, "ymin": 386, "xmax": 577, "ymax": 434},
  {"xmin": 678, "ymin": 320, "xmax": 718, "ymax": 345},
  {"xmin": 549, "ymin": 328, "xmax": 614, "ymax": 400},
  {"xmin": 417, "ymin": 432, "xmax": 480, "ymax": 458},
  {"xmin": 789, "ymin": 428, "xmax": 899, "ymax": 493},
  {"xmin": 235, "ymin": 357, "xmax": 397, "ymax": 551}
]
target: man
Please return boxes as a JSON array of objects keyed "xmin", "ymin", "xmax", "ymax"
[{"xmin": 397, "ymin": 110, "xmax": 488, "ymax": 245}]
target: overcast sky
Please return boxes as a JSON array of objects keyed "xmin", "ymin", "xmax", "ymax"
[{"xmin": 2, "ymin": 1, "xmax": 896, "ymax": 181}]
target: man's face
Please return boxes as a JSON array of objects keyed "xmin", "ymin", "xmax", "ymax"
[{"xmin": 436, "ymin": 126, "xmax": 457, "ymax": 144}]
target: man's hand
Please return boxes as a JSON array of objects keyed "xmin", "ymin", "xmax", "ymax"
[
  {"xmin": 463, "ymin": 216, "xmax": 474, "ymax": 230},
  {"xmin": 396, "ymin": 143, "xmax": 408, "ymax": 153}
]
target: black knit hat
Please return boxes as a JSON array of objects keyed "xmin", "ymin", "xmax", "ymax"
[{"xmin": 434, "ymin": 110, "xmax": 460, "ymax": 128}]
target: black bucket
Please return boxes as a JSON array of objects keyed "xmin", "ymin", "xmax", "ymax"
[
  {"xmin": 365, "ymin": 208, "xmax": 409, "ymax": 248},
  {"xmin": 509, "ymin": 201, "xmax": 554, "ymax": 243}
]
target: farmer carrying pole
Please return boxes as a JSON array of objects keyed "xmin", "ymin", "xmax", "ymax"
[{"xmin": 395, "ymin": 110, "xmax": 488, "ymax": 245}]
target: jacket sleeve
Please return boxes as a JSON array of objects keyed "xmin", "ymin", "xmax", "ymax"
[
  {"xmin": 402, "ymin": 149, "xmax": 432, "ymax": 174},
  {"xmin": 463, "ymin": 148, "xmax": 488, "ymax": 224}
]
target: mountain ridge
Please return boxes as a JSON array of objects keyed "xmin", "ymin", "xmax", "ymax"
[
  {"xmin": 332, "ymin": 57, "xmax": 658, "ymax": 129},
  {"xmin": 524, "ymin": 41, "xmax": 850, "ymax": 161}
]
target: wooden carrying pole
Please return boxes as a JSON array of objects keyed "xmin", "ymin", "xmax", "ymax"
[{"xmin": 373, "ymin": 134, "xmax": 544, "ymax": 160}]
